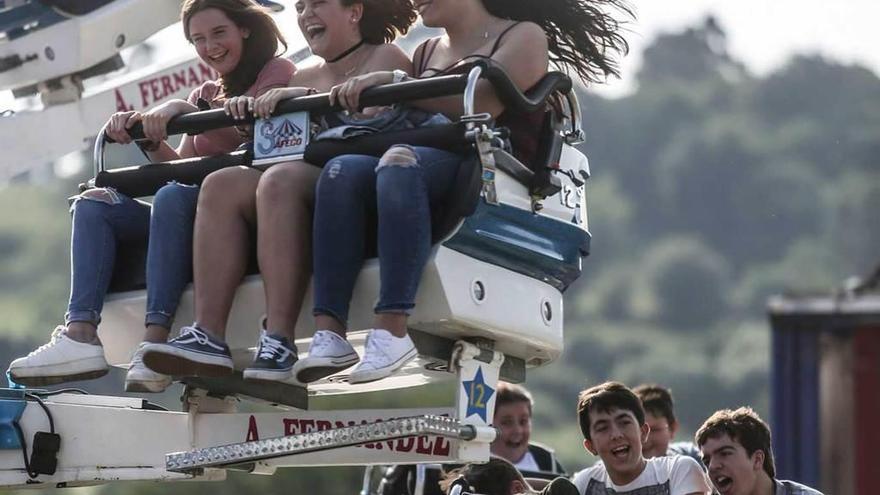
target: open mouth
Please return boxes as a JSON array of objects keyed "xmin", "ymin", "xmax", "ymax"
[
  {"xmin": 305, "ymin": 24, "xmax": 326, "ymax": 40},
  {"xmin": 713, "ymin": 475, "xmax": 733, "ymax": 493},
  {"xmin": 610, "ymin": 445, "xmax": 630, "ymax": 460},
  {"xmin": 208, "ymin": 51, "xmax": 228, "ymax": 65}
]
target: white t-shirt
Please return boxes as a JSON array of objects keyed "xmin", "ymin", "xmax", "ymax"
[
  {"xmin": 572, "ymin": 455, "xmax": 710, "ymax": 495},
  {"xmin": 514, "ymin": 450, "xmax": 540, "ymax": 472}
]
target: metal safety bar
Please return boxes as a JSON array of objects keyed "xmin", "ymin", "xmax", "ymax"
[{"xmin": 166, "ymin": 415, "xmax": 493, "ymax": 475}]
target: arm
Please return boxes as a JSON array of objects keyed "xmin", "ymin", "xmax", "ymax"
[
  {"xmin": 329, "ymin": 43, "xmax": 414, "ymax": 112},
  {"xmin": 104, "ymin": 99, "xmax": 198, "ymax": 161},
  {"xmin": 414, "ymin": 22, "xmax": 549, "ymax": 118}
]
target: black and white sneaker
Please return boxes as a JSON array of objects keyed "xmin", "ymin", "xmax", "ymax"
[
  {"xmin": 243, "ymin": 330, "xmax": 298, "ymax": 383},
  {"xmin": 141, "ymin": 325, "xmax": 233, "ymax": 377}
]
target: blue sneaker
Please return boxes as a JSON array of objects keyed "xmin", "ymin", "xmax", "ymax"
[
  {"xmin": 142, "ymin": 326, "xmax": 233, "ymax": 377},
  {"xmin": 243, "ymin": 330, "xmax": 298, "ymax": 383}
]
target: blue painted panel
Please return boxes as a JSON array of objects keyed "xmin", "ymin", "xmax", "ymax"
[
  {"xmin": 442, "ymin": 202, "xmax": 591, "ymax": 291},
  {"xmin": 0, "ymin": 391, "xmax": 26, "ymax": 450},
  {"xmin": 771, "ymin": 327, "xmax": 820, "ymax": 487}
]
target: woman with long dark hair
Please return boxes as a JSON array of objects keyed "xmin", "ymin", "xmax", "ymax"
[
  {"xmin": 292, "ymin": 0, "xmax": 633, "ymax": 384},
  {"xmin": 139, "ymin": 0, "xmax": 421, "ymax": 383},
  {"xmin": 8, "ymin": 0, "xmax": 294, "ymax": 391}
]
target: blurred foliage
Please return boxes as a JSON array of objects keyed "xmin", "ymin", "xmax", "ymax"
[{"xmin": 0, "ymin": 15, "xmax": 877, "ymax": 493}]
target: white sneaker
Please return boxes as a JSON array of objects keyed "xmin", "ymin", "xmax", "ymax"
[
  {"xmin": 348, "ymin": 329, "xmax": 417, "ymax": 384},
  {"xmin": 8, "ymin": 326, "xmax": 109, "ymax": 386},
  {"xmin": 125, "ymin": 342, "xmax": 172, "ymax": 393},
  {"xmin": 293, "ymin": 330, "xmax": 360, "ymax": 383}
]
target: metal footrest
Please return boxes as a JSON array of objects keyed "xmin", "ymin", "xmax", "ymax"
[
  {"xmin": 166, "ymin": 415, "xmax": 477, "ymax": 474},
  {"xmin": 180, "ymin": 372, "xmax": 308, "ymax": 410}
]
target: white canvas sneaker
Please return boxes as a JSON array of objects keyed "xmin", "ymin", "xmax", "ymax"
[
  {"xmin": 348, "ymin": 329, "xmax": 417, "ymax": 384},
  {"xmin": 125, "ymin": 342, "xmax": 172, "ymax": 393},
  {"xmin": 8, "ymin": 326, "xmax": 109, "ymax": 386},
  {"xmin": 292, "ymin": 330, "xmax": 360, "ymax": 384}
]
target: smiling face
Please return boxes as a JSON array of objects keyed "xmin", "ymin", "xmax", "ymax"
[
  {"xmin": 584, "ymin": 407, "xmax": 649, "ymax": 485},
  {"xmin": 700, "ymin": 434, "xmax": 766, "ymax": 495},
  {"xmin": 295, "ymin": 0, "xmax": 362, "ymax": 59},
  {"xmin": 491, "ymin": 401, "xmax": 532, "ymax": 464},
  {"xmin": 643, "ymin": 412, "xmax": 676, "ymax": 458},
  {"xmin": 188, "ymin": 8, "xmax": 249, "ymax": 76}
]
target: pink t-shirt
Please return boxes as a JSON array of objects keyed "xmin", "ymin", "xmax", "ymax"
[{"xmin": 185, "ymin": 57, "xmax": 295, "ymax": 157}]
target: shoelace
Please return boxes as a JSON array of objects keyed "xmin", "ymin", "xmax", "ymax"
[
  {"xmin": 310, "ymin": 331, "xmax": 336, "ymax": 354},
  {"xmin": 172, "ymin": 326, "xmax": 228, "ymax": 352},
  {"xmin": 257, "ymin": 332, "xmax": 289, "ymax": 361},
  {"xmin": 361, "ymin": 332, "xmax": 393, "ymax": 365},
  {"xmin": 28, "ymin": 326, "xmax": 66, "ymax": 357}
]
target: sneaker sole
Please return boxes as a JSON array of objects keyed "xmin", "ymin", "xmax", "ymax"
[
  {"xmin": 124, "ymin": 378, "xmax": 172, "ymax": 393},
  {"xmin": 11, "ymin": 368, "xmax": 109, "ymax": 387},
  {"xmin": 348, "ymin": 348, "xmax": 418, "ymax": 384},
  {"xmin": 242, "ymin": 367, "xmax": 295, "ymax": 382},
  {"xmin": 294, "ymin": 355, "xmax": 360, "ymax": 384},
  {"xmin": 142, "ymin": 346, "xmax": 233, "ymax": 378}
]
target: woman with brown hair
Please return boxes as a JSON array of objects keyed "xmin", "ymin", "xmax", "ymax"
[
  {"xmin": 140, "ymin": 0, "xmax": 420, "ymax": 383},
  {"xmin": 8, "ymin": 0, "xmax": 294, "ymax": 392}
]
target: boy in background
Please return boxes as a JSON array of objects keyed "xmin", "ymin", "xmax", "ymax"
[
  {"xmin": 634, "ymin": 384, "xmax": 704, "ymax": 468},
  {"xmin": 572, "ymin": 382, "xmax": 710, "ymax": 495},
  {"xmin": 696, "ymin": 407, "xmax": 823, "ymax": 495}
]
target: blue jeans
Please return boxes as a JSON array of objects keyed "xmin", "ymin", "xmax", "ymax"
[
  {"xmin": 66, "ymin": 182, "xmax": 199, "ymax": 329},
  {"xmin": 312, "ymin": 146, "xmax": 464, "ymax": 325}
]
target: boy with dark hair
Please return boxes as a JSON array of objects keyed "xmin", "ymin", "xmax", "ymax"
[
  {"xmin": 695, "ymin": 407, "xmax": 823, "ymax": 495},
  {"xmin": 572, "ymin": 382, "xmax": 710, "ymax": 495},
  {"xmin": 493, "ymin": 383, "xmax": 567, "ymax": 478},
  {"xmin": 634, "ymin": 384, "xmax": 703, "ymax": 467}
]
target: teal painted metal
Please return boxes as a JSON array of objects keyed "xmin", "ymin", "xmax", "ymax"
[
  {"xmin": 0, "ymin": 388, "xmax": 27, "ymax": 450},
  {"xmin": 443, "ymin": 202, "xmax": 590, "ymax": 291}
]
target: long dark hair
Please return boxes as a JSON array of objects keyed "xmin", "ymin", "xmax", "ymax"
[
  {"xmin": 182, "ymin": 0, "xmax": 288, "ymax": 97},
  {"xmin": 341, "ymin": 0, "xmax": 417, "ymax": 44},
  {"xmin": 481, "ymin": 0, "xmax": 633, "ymax": 84}
]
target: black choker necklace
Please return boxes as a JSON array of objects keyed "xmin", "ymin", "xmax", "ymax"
[{"xmin": 326, "ymin": 39, "xmax": 365, "ymax": 64}]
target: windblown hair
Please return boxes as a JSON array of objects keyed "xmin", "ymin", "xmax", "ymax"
[
  {"xmin": 695, "ymin": 407, "xmax": 776, "ymax": 478},
  {"xmin": 633, "ymin": 384, "xmax": 677, "ymax": 425},
  {"xmin": 481, "ymin": 0, "xmax": 633, "ymax": 84},
  {"xmin": 182, "ymin": 0, "xmax": 287, "ymax": 97},
  {"xmin": 343, "ymin": 0, "xmax": 417, "ymax": 44},
  {"xmin": 577, "ymin": 381, "xmax": 645, "ymax": 442}
]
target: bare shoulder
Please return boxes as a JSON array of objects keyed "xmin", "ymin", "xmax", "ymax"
[
  {"xmin": 366, "ymin": 43, "xmax": 412, "ymax": 72},
  {"xmin": 290, "ymin": 58, "xmax": 324, "ymax": 85},
  {"xmin": 503, "ymin": 21, "xmax": 547, "ymax": 49}
]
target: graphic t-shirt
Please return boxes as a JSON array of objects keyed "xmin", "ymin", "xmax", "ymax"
[{"xmin": 572, "ymin": 456, "xmax": 710, "ymax": 495}]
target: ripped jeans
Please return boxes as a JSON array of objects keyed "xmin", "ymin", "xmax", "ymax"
[
  {"xmin": 66, "ymin": 182, "xmax": 199, "ymax": 329},
  {"xmin": 312, "ymin": 146, "xmax": 464, "ymax": 325}
]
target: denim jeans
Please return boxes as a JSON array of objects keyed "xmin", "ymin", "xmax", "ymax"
[
  {"xmin": 66, "ymin": 182, "xmax": 199, "ymax": 329},
  {"xmin": 312, "ymin": 145, "xmax": 464, "ymax": 325}
]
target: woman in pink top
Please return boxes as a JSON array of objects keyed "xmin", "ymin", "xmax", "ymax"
[
  {"xmin": 140, "ymin": 0, "xmax": 418, "ymax": 383},
  {"xmin": 8, "ymin": 0, "xmax": 294, "ymax": 392}
]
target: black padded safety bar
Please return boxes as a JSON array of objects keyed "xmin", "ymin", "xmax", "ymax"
[{"xmin": 118, "ymin": 60, "xmax": 572, "ymax": 142}]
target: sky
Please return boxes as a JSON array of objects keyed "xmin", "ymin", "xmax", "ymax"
[
  {"xmin": 3, "ymin": 0, "xmax": 879, "ymax": 107},
  {"xmin": 595, "ymin": 0, "xmax": 880, "ymax": 96}
]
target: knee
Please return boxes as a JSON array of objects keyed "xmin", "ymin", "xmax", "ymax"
[
  {"xmin": 257, "ymin": 162, "xmax": 319, "ymax": 205},
  {"xmin": 153, "ymin": 182, "xmax": 198, "ymax": 211},
  {"xmin": 199, "ymin": 167, "xmax": 250, "ymax": 209},
  {"xmin": 317, "ymin": 155, "xmax": 375, "ymax": 195},
  {"xmin": 71, "ymin": 188, "xmax": 119, "ymax": 219},
  {"xmin": 377, "ymin": 145, "xmax": 418, "ymax": 170}
]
